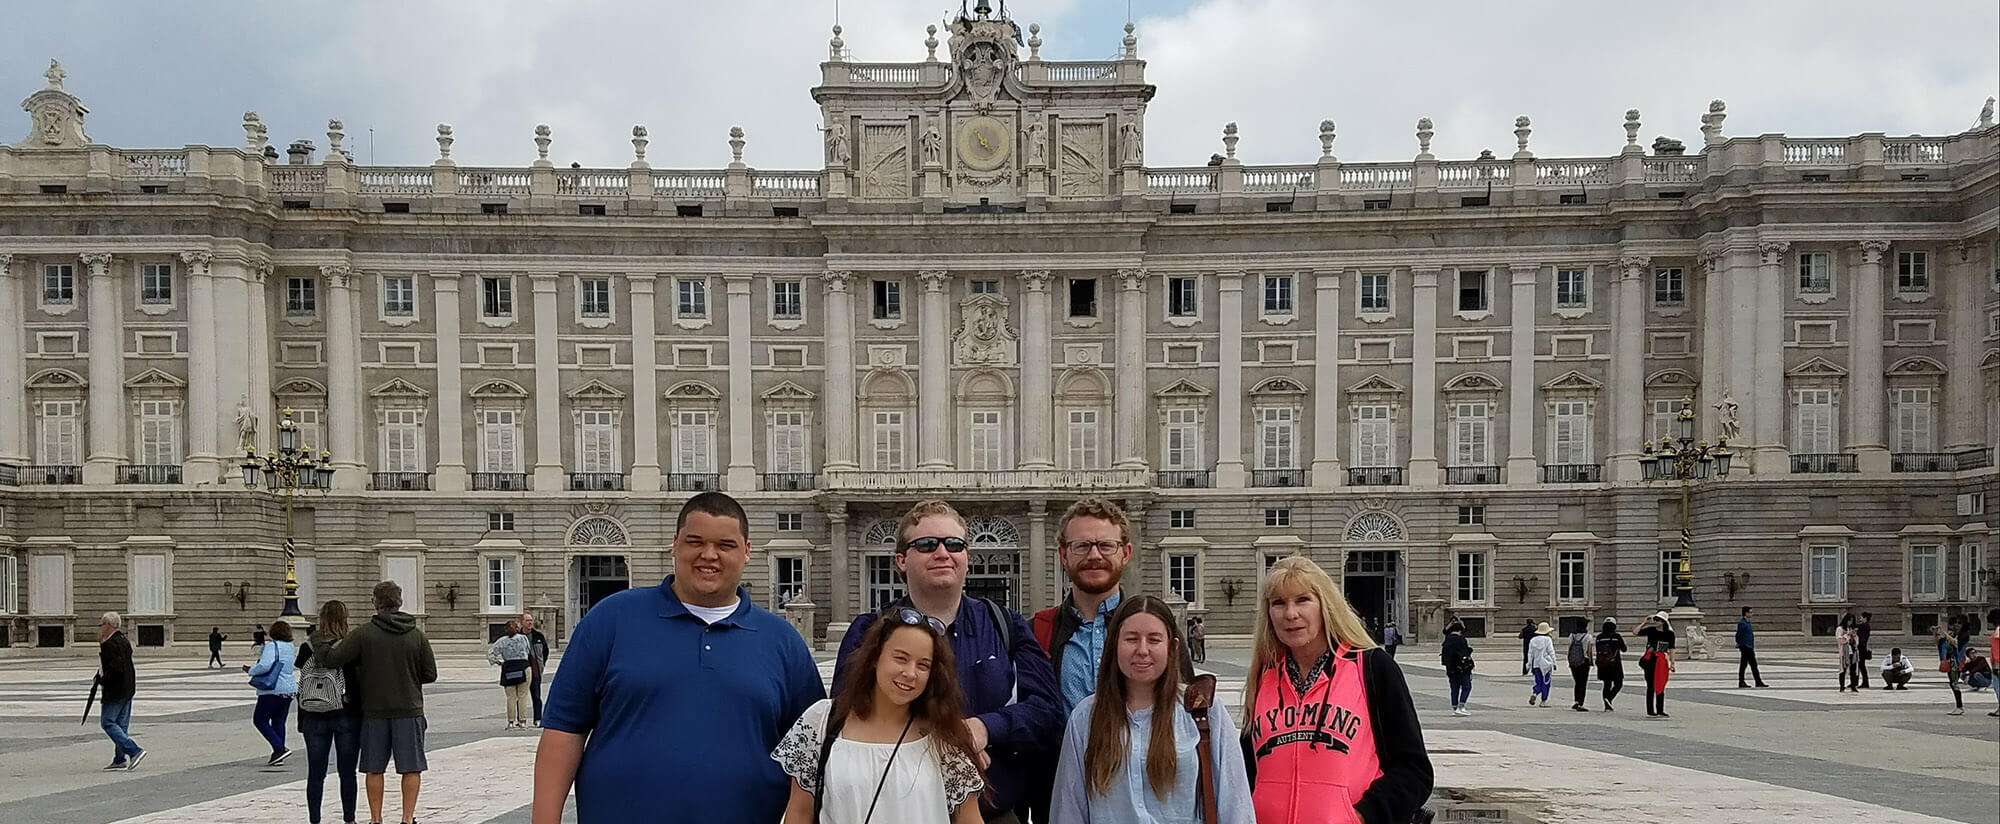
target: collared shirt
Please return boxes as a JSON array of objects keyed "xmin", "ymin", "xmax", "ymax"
[
  {"xmin": 542, "ymin": 577, "xmax": 824, "ymax": 824},
  {"xmin": 1285, "ymin": 648, "xmax": 1335, "ymax": 695},
  {"xmin": 1050, "ymin": 695, "xmax": 1256, "ymax": 824},
  {"xmin": 1058, "ymin": 591, "xmax": 1122, "ymax": 713}
]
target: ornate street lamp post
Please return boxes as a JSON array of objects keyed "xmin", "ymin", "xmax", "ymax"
[
  {"xmin": 240, "ymin": 409, "xmax": 333, "ymax": 618},
  {"xmin": 1637, "ymin": 398, "xmax": 1733, "ymax": 611}
]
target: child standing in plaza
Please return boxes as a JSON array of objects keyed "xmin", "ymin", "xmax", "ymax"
[{"xmin": 1526, "ymin": 623, "xmax": 1556, "ymax": 707}]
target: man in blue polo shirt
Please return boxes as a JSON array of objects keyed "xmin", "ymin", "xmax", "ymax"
[
  {"xmin": 833, "ymin": 499, "xmax": 1062, "ymax": 823},
  {"xmin": 531, "ymin": 492, "xmax": 823, "ymax": 824}
]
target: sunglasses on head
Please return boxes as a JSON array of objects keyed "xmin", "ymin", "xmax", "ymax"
[
  {"xmin": 903, "ymin": 536, "xmax": 968, "ymax": 554},
  {"xmin": 889, "ymin": 606, "xmax": 949, "ymax": 636}
]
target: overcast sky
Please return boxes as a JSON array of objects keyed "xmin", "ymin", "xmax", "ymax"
[{"xmin": 6, "ymin": 0, "xmax": 1996, "ymax": 170}]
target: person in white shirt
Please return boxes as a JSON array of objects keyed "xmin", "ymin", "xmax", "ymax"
[
  {"xmin": 1526, "ymin": 623, "xmax": 1557, "ymax": 707},
  {"xmin": 1880, "ymin": 648, "xmax": 1914, "ymax": 690}
]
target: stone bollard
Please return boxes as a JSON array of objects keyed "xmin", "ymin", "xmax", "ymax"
[
  {"xmin": 824, "ymin": 620, "xmax": 852, "ymax": 653},
  {"xmin": 784, "ymin": 600, "xmax": 817, "ymax": 647}
]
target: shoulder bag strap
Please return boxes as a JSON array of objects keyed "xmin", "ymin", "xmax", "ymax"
[
  {"xmin": 1183, "ymin": 673, "xmax": 1219, "ymax": 824},
  {"xmin": 812, "ymin": 708, "xmax": 844, "ymax": 824}
]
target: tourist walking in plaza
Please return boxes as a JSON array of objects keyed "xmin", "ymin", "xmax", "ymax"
[
  {"xmin": 1987, "ymin": 608, "xmax": 2000, "ymax": 716},
  {"xmin": 1516, "ymin": 619, "xmax": 1536, "ymax": 675},
  {"xmin": 486, "ymin": 619, "xmax": 533, "ymax": 729},
  {"xmin": 1049, "ymin": 596, "xmax": 1253, "ymax": 824},
  {"xmin": 1934, "ymin": 623, "xmax": 1967, "ymax": 716},
  {"xmin": 1240, "ymin": 557, "xmax": 1432, "ymax": 824},
  {"xmin": 534, "ymin": 493, "xmax": 823, "ymax": 824},
  {"xmin": 296, "ymin": 600, "xmax": 360, "ymax": 824},
  {"xmin": 1837, "ymin": 622, "xmax": 1864, "ymax": 693},
  {"xmin": 774, "ymin": 607, "xmax": 986, "ymax": 824},
  {"xmin": 1441, "ymin": 620, "xmax": 1474, "ymax": 716},
  {"xmin": 208, "ymin": 627, "xmax": 227, "ymax": 668},
  {"xmin": 1636, "ymin": 612, "xmax": 1676, "ymax": 718},
  {"xmin": 1188, "ymin": 616, "xmax": 1207, "ymax": 664},
  {"xmin": 96, "ymin": 612, "xmax": 144, "ymax": 771},
  {"xmin": 833, "ymin": 499, "xmax": 1062, "ymax": 824},
  {"xmin": 1880, "ymin": 647, "xmax": 1914, "ymax": 690},
  {"xmin": 1381, "ymin": 620, "xmax": 1401, "ymax": 659},
  {"xmin": 1566, "ymin": 626, "xmax": 1594, "ymax": 711},
  {"xmin": 246, "ymin": 620, "xmax": 299, "ymax": 766},
  {"xmin": 1596, "ymin": 619, "xmax": 1627, "ymax": 712},
  {"xmin": 521, "ymin": 612, "xmax": 550, "ymax": 726},
  {"xmin": 1526, "ymin": 622, "xmax": 1556, "ymax": 707},
  {"xmin": 1735, "ymin": 607, "xmax": 1768, "ymax": 688},
  {"xmin": 316, "ymin": 581, "xmax": 439, "ymax": 824}
]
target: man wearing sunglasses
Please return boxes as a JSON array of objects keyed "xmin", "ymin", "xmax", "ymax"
[{"xmin": 832, "ymin": 499, "xmax": 1062, "ymax": 824}]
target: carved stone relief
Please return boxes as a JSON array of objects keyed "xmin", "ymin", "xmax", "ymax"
[
  {"xmin": 860, "ymin": 123, "xmax": 911, "ymax": 198},
  {"xmin": 1059, "ymin": 122, "xmax": 1107, "ymax": 197},
  {"xmin": 953, "ymin": 294, "xmax": 1017, "ymax": 366}
]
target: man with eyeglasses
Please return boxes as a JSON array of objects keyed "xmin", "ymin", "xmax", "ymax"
[{"xmin": 832, "ymin": 499, "xmax": 1062, "ymax": 824}]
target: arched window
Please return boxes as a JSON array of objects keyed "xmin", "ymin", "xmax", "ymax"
[
  {"xmin": 568, "ymin": 517, "xmax": 629, "ymax": 546},
  {"xmin": 1345, "ymin": 512, "xmax": 1404, "ymax": 542}
]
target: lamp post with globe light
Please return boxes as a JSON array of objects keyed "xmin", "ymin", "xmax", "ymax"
[
  {"xmin": 239, "ymin": 409, "xmax": 333, "ymax": 619},
  {"xmin": 1638, "ymin": 398, "xmax": 1733, "ymax": 616}
]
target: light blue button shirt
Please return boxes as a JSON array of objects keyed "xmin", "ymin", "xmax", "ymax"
[
  {"xmin": 1049, "ymin": 694, "xmax": 1256, "ymax": 824},
  {"xmin": 1060, "ymin": 592, "xmax": 1121, "ymax": 713}
]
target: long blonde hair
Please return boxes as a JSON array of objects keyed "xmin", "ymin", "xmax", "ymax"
[{"xmin": 1242, "ymin": 556, "xmax": 1379, "ymax": 720}]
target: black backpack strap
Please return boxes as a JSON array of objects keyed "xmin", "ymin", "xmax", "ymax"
[
  {"xmin": 811, "ymin": 706, "xmax": 846, "ymax": 824},
  {"xmin": 984, "ymin": 597, "xmax": 1012, "ymax": 651}
]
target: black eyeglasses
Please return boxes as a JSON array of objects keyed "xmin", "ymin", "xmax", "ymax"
[
  {"xmin": 889, "ymin": 607, "xmax": 949, "ymax": 636},
  {"xmin": 903, "ymin": 536, "xmax": 969, "ymax": 554}
]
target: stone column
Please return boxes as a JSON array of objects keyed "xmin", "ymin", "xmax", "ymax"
[
  {"xmin": 213, "ymin": 260, "xmax": 254, "ymax": 460},
  {"xmin": 1944, "ymin": 242, "xmax": 1983, "ymax": 452},
  {"xmin": 1215, "ymin": 271, "xmax": 1247, "ymax": 488},
  {"xmin": 431, "ymin": 273, "xmax": 469, "ymax": 491},
  {"xmin": 82, "ymin": 253, "xmax": 125, "ymax": 483},
  {"xmin": 1125, "ymin": 502, "xmax": 1148, "ymax": 596},
  {"xmin": 1114, "ymin": 268, "xmax": 1149, "ymax": 470},
  {"xmin": 1851, "ymin": 240, "xmax": 1890, "ymax": 472},
  {"xmin": 1408, "ymin": 267, "xmax": 1441, "ymax": 486},
  {"xmin": 245, "ymin": 262, "xmax": 274, "ymax": 454},
  {"xmin": 530, "ymin": 273, "xmax": 565, "ymax": 490},
  {"xmin": 826, "ymin": 509, "xmax": 852, "ymax": 620},
  {"xmin": 322, "ymin": 266, "xmax": 366, "ymax": 489},
  {"xmin": 1725, "ymin": 249, "xmax": 1760, "ymax": 474},
  {"xmin": 917, "ymin": 269, "xmax": 952, "ymax": 470},
  {"xmin": 822, "ymin": 271, "xmax": 859, "ymax": 471},
  {"xmin": 1609, "ymin": 256, "xmax": 1649, "ymax": 481},
  {"xmin": 1753, "ymin": 244, "xmax": 1787, "ymax": 474},
  {"xmin": 1506, "ymin": 264, "xmax": 1540, "ymax": 485},
  {"xmin": 1309, "ymin": 270, "xmax": 1343, "ymax": 488},
  {"xmin": 181, "ymin": 251, "xmax": 220, "ymax": 480},
  {"xmin": 628, "ymin": 275, "xmax": 663, "ymax": 490},
  {"xmin": 1027, "ymin": 501, "xmax": 1050, "ymax": 611},
  {"xmin": 0, "ymin": 255, "xmax": 27, "ymax": 465},
  {"xmin": 725, "ymin": 275, "xmax": 757, "ymax": 490},
  {"xmin": 1697, "ymin": 252, "xmax": 1726, "ymax": 442},
  {"xmin": 1018, "ymin": 270, "xmax": 1055, "ymax": 469}
]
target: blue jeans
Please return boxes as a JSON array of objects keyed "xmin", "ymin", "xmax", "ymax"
[
  {"xmin": 1449, "ymin": 672, "xmax": 1473, "ymax": 707},
  {"xmin": 101, "ymin": 698, "xmax": 142, "ymax": 761},
  {"xmin": 254, "ymin": 694, "xmax": 294, "ymax": 754},
  {"xmin": 299, "ymin": 710, "xmax": 360, "ymax": 824}
]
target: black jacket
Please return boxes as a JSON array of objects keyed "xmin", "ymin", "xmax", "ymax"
[
  {"xmin": 526, "ymin": 629, "xmax": 550, "ymax": 670},
  {"xmin": 1441, "ymin": 632, "xmax": 1474, "ymax": 675},
  {"xmin": 99, "ymin": 631, "xmax": 136, "ymax": 702},
  {"xmin": 1242, "ymin": 649, "xmax": 1435, "ymax": 824}
]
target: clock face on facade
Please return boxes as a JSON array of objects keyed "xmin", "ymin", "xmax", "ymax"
[{"xmin": 956, "ymin": 116, "xmax": 1012, "ymax": 171}]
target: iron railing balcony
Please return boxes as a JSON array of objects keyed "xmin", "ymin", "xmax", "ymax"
[
  {"xmin": 1444, "ymin": 465, "xmax": 1501, "ymax": 485},
  {"xmin": 16, "ymin": 465, "xmax": 82, "ymax": 485},
  {"xmin": 760, "ymin": 472, "xmax": 817, "ymax": 491},
  {"xmin": 1891, "ymin": 452, "xmax": 1956, "ymax": 473},
  {"xmin": 1250, "ymin": 468, "xmax": 1306, "ymax": 487},
  {"xmin": 1791, "ymin": 453, "xmax": 1858, "ymax": 474},
  {"xmin": 667, "ymin": 473, "xmax": 720, "ymax": 492},
  {"xmin": 568, "ymin": 472, "xmax": 626, "ymax": 491},
  {"xmin": 472, "ymin": 472, "xmax": 530, "ymax": 491},
  {"xmin": 1348, "ymin": 466, "xmax": 1406, "ymax": 486},
  {"xmin": 370, "ymin": 471, "xmax": 431, "ymax": 491},
  {"xmin": 818, "ymin": 467, "xmax": 1149, "ymax": 492},
  {"xmin": 1541, "ymin": 464, "xmax": 1603, "ymax": 484},
  {"xmin": 118, "ymin": 464, "xmax": 182, "ymax": 485},
  {"xmin": 1155, "ymin": 470, "xmax": 1213, "ymax": 488}
]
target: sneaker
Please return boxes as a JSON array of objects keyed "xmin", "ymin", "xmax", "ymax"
[
  {"xmin": 104, "ymin": 759, "xmax": 128, "ymax": 771},
  {"xmin": 1604, "ymin": 701, "xmax": 1614, "ymax": 711},
  {"xmin": 1657, "ymin": 712, "xmax": 1671, "ymax": 719},
  {"xmin": 1986, "ymin": 710, "xmax": 1999, "ymax": 717},
  {"xmin": 125, "ymin": 750, "xmax": 145, "ymax": 771},
  {"xmin": 1896, "ymin": 685, "xmax": 1908, "ymax": 690},
  {"xmin": 1946, "ymin": 708, "xmax": 1964, "ymax": 716},
  {"xmin": 1452, "ymin": 707, "xmax": 1468, "ymax": 717},
  {"xmin": 1572, "ymin": 704, "xmax": 1588, "ymax": 712},
  {"xmin": 1755, "ymin": 683, "xmax": 1769, "ymax": 688},
  {"xmin": 270, "ymin": 748, "xmax": 294, "ymax": 766}
]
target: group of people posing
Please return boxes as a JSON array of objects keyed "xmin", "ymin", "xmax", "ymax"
[{"xmin": 530, "ymin": 493, "xmax": 1435, "ymax": 824}]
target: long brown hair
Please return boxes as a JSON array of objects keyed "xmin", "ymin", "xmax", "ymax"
[
  {"xmin": 317, "ymin": 600, "xmax": 350, "ymax": 641},
  {"xmin": 1084, "ymin": 596, "xmax": 1184, "ymax": 800},
  {"xmin": 832, "ymin": 613, "xmax": 985, "ymax": 785}
]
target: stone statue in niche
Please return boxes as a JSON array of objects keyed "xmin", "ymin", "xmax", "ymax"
[
  {"xmin": 921, "ymin": 120, "xmax": 943, "ymax": 166},
  {"xmin": 953, "ymin": 297, "xmax": 1017, "ymax": 366},
  {"xmin": 825, "ymin": 123, "xmax": 850, "ymax": 167},
  {"xmin": 1712, "ymin": 395, "xmax": 1740, "ymax": 442},
  {"xmin": 1120, "ymin": 122, "xmax": 1143, "ymax": 165},
  {"xmin": 235, "ymin": 396, "xmax": 259, "ymax": 453},
  {"xmin": 1025, "ymin": 120, "xmax": 1046, "ymax": 167}
]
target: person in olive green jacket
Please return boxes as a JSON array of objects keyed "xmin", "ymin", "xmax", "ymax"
[{"xmin": 318, "ymin": 581, "xmax": 438, "ymax": 824}]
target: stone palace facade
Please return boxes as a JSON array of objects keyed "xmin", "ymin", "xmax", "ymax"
[{"xmin": 1, "ymin": 5, "xmax": 1996, "ymax": 651}]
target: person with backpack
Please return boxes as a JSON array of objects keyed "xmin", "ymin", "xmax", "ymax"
[
  {"xmin": 1565, "ymin": 626, "xmax": 1594, "ymax": 712},
  {"xmin": 774, "ymin": 607, "xmax": 986, "ymax": 824},
  {"xmin": 487, "ymin": 619, "xmax": 533, "ymax": 730},
  {"xmin": 1934, "ymin": 623, "xmax": 1967, "ymax": 716},
  {"xmin": 1049, "ymin": 596, "xmax": 1252, "ymax": 824},
  {"xmin": 1240, "ymin": 557, "xmax": 1432, "ymax": 824},
  {"xmin": 318, "ymin": 581, "xmax": 440, "ymax": 824},
  {"xmin": 1526, "ymin": 623, "xmax": 1556, "ymax": 707},
  {"xmin": 1595, "ymin": 619, "xmax": 1627, "ymax": 712},
  {"xmin": 832, "ymin": 500, "xmax": 1062, "ymax": 824},
  {"xmin": 1441, "ymin": 620, "xmax": 1474, "ymax": 716},
  {"xmin": 245, "ymin": 619, "xmax": 300, "ymax": 766},
  {"xmin": 297, "ymin": 600, "xmax": 361, "ymax": 824}
]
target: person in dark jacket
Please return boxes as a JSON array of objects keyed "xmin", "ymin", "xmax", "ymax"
[
  {"xmin": 521, "ymin": 611, "xmax": 550, "ymax": 727},
  {"xmin": 318, "ymin": 581, "xmax": 438, "ymax": 824},
  {"xmin": 1442, "ymin": 619, "xmax": 1475, "ymax": 716},
  {"xmin": 1855, "ymin": 612, "xmax": 1874, "ymax": 688},
  {"xmin": 1735, "ymin": 607, "xmax": 1768, "ymax": 688},
  {"xmin": 208, "ymin": 627, "xmax": 227, "ymax": 668},
  {"xmin": 1596, "ymin": 619, "xmax": 1627, "ymax": 711},
  {"xmin": 297, "ymin": 600, "xmax": 362, "ymax": 824},
  {"xmin": 252, "ymin": 623, "xmax": 267, "ymax": 649},
  {"xmin": 96, "ymin": 612, "xmax": 145, "ymax": 771},
  {"xmin": 1517, "ymin": 619, "xmax": 1537, "ymax": 675}
]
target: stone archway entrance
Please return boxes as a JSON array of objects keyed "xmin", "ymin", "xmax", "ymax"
[
  {"xmin": 565, "ymin": 516, "xmax": 630, "ymax": 635},
  {"xmin": 963, "ymin": 515, "xmax": 1022, "ymax": 611},
  {"xmin": 1342, "ymin": 512, "xmax": 1407, "ymax": 641}
]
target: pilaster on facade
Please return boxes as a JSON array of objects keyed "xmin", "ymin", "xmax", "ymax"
[
  {"xmin": 1722, "ymin": 247, "xmax": 1759, "ymax": 476},
  {"xmin": 821, "ymin": 270, "xmax": 859, "ymax": 472},
  {"xmin": 1026, "ymin": 501, "xmax": 1050, "ymax": 612},
  {"xmin": 724, "ymin": 275, "xmax": 757, "ymax": 491},
  {"xmin": 1505, "ymin": 264, "xmax": 1540, "ymax": 485},
  {"xmin": 1697, "ymin": 251, "xmax": 1727, "ymax": 445},
  {"xmin": 1942, "ymin": 241, "xmax": 1983, "ymax": 452},
  {"xmin": 1408, "ymin": 267, "xmax": 1441, "ymax": 487},
  {"xmin": 1752, "ymin": 242, "xmax": 1788, "ymax": 475},
  {"xmin": 1113, "ymin": 268, "xmax": 1150, "ymax": 471},
  {"xmin": 181, "ymin": 250, "xmax": 221, "ymax": 482},
  {"xmin": 529, "ymin": 273, "xmax": 565, "ymax": 491},
  {"xmin": 1851, "ymin": 239, "xmax": 1891, "ymax": 473},
  {"xmin": 1214, "ymin": 271, "xmax": 1247, "ymax": 488},
  {"xmin": 212, "ymin": 257, "xmax": 255, "ymax": 463},
  {"xmin": 627, "ymin": 275, "xmax": 663, "ymax": 491},
  {"xmin": 824, "ymin": 508, "xmax": 852, "ymax": 621},
  {"xmin": 430, "ymin": 272, "xmax": 469, "ymax": 491},
  {"xmin": 1309, "ymin": 271, "xmax": 1343, "ymax": 488},
  {"xmin": 81, "ymin": 252, "xmax": 125, "ymax": 484},
  {"xmin": 1608, "ymin": 255, "xmax": 1649, "ymax": 482},
  {"xmin": 1017, "ymin": 270, "xmax": 1055, "ymax": 470},
  {"xmin": 321, "ymin": 265, "xmax": 366, "ymax": 489},
  {"xmin": 0, "ymin": 253, "xmax": 27, "ymax": 465},
  {"xmin": 916, "ymin": 269, "xmax": 953, "ymax": 470}
]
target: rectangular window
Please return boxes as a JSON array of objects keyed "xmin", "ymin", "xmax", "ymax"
[
  {"xmin": 0, "ymin": 554, "xmax": 15, "ymax": 614},
  {"xmin": 130, "ymin": 554, "xmax": 169, "ymax": 615},
  {"xmin": 1457, "ymin": 505, "xmax": 1484, "ymax": 526},
  {"xmin": 383, "ymin": 275, "xmax": 415, "ymax": 317},
  {"xmin": 1068, "ymin": 278, "xmax": 1098, "ymax": 318},
  {"xmin": 1263, "ymin": 274, "xmax": 1294, "ymax": 314},
  {"xmin": 864, "ymin": 555, "xmax": 905, "ymax": 613},
  {"xmin": 1794, "ymin": 389, "xmax": 1836, "ymax": 454},
  {"xmin": 1797, "ymin": 252, "xmax": 1831, "ymax": 293},
  {"xmin": 872, "ymin": 280, "xmax": 902, "ymax": 320},
  {"xmin": 772, "ymin": 280, "xmax": 803, "ymax": 319},
  {"xmin": 773, "ymin": 556, "xmax": 807, "ymax": 609},
  {"xmin": 970, "ymin": 280, "xmax": 999, "ymax": 295},
  {"xmin": 1258, "ymin": 407, "xmax": 1297, "ymax": 470},
  {"xmin": 872, "ymin": 411, "xmax": 905, "ymax": 471},
  {"xmin": 481, "ymin": 277, "xmax": 513, "ymax": 318},
  {"xmin": 1555, "ymin": 268, "xmax": 1587, "ymax": 309},
  {"xmin": 1551, "ymin": 401, "xmax": 1591, "ymax": 465},
  {"xmin": 37, "ymin": 400, "xmax": 79, "ymax": 466},
  {"xmin": 138, "ymin": 400, "xmax": 178, "ymax": 465},
  {"xmin": 480, "ymin": 409, "xmax": 521, "ymax": 473},
  {"xmin": 577, "ymin": 410, "xmax": 617, "ymax": 474},
  {"xmin": 1163, "ymin": 408, "xmax": 1200, "ymax": 471},
  {"xmin": 381, "ymin": 409, "xmax": 422, "ymax": 473},
  {"xmin": 29, "ymin": 553, "xmax": 69, "ymax": 615},
  {"xmin": 1653, "ymin": 267, "xmax": 1684, "ymax": 304},
  {"xmin": 385, "ymin": 556, "xmax": 422, "ymax": 613},
  {"xmin": 1067, "ymin": 409, "xmax": 1101, "ymax": 469},
  {"xmin": 1455, "ymin": 551, "xmax": 1488, "ymax": 604},
  {"xmin": 1660, "ymin": 550, "xmax": 1684, "ymax": 601},
  {"xmin": 1909, "ymin": 545, "xmax": 1942, "ymax": 601},
  {"xmin": 776, "ymin": 512, "xmax": 804, "ymax": 532},
  {"xmin": 292, "ymin": 408, "xmax": 324, "ymax": 454},
  {"xmin": 1896, "ymin": 251, "xmax": 1928, "ymax": 292},
  {"xmin": 487, "ymin": 511, "xmax": 515, "ymax": 532},
  {"xmin": 1557, "ymin": 550, "xmax": 1587, "ymax": 605},
  {"xmin": 580, "ymin": 278, "xmax": 612, "ymax": 318},
  {"xmin": 677, "ymin": 279, "xmax": 707, "ymax": 318},
  {"xmin": 485, "ymin": 556, "xmax": 519, "ymax": 612},
  {"xmin": 286, "ymin": 276, "xmax": 317, "ymax": 315},
  {"xmin": 1457, "ymin": 270, "xmax": 1489, "ymax": 312},
  {"xmin": 1451, "ymin": 402, "xmax": 1490, "ymax": 467},
  {"xmin": 1359, "ymin": 273, "xmax": 1389, "ymax": 313},
  {"xmin": 1169, "ymin": 509, "xmax": 1196, "ymax": 529},
  {"xmin": 1354, "ymin": 405, "xmax": 1393, "ymax": 467},
  {"xmin": 1167, "ymin": 554, "xmax": 1198, "ymax": 605},
  {"xmin": 968, "ymin": 411, "xmax": 1003, "ymax": 472},
  {"xmin": 43, "ymin": 264, "xmax": 75, "ymax": 304},
  {"xmin": 140, "ymin": 263, "xmax": 173, "ymax": 304},
  {"xmin": 1167, "ymin": 276, "xmax": 1197, "ymax": 318},
  {"xmin": 1808, "ymin": 545, "xmax": 1845, "ymax": 603},
  {"xmin": 769, "ymin": 411, "xmax": 808, "ymax": 474},
  {"xmin": 1264, "ymin": 508, "xmax": 1291, "ymax": 527},
  {"xmin": 1893, "ymin": 388, "xmax": 1933, "ymax": 453},
  {"xmin": 674, "ymin": 411, "xmax": 714, "ymax": 473},
  {"xmin": 1961, "ymin": 543, "xmax": 1984, "ymax": 602}
]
